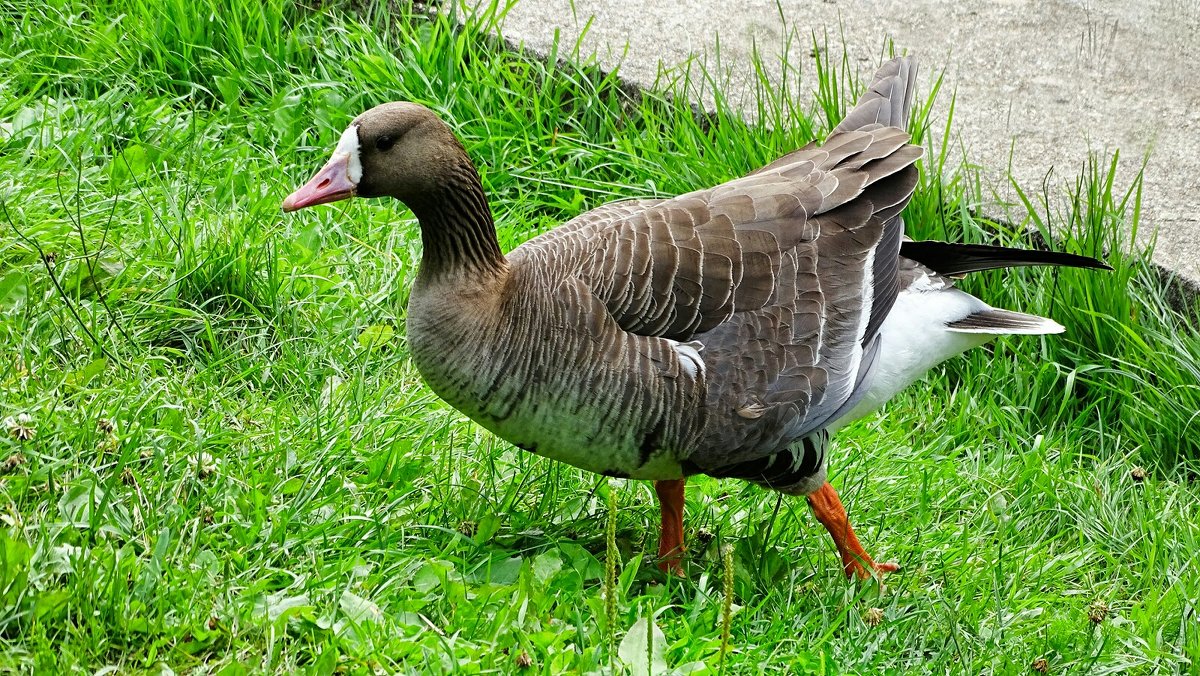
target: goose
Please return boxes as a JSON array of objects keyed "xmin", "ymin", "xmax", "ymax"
[{"xmin": 282, "ymin": 57, "xmax": 1107, "ymax": 579}]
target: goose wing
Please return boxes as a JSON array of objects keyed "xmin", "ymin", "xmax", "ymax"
[
  {"xmin": 507, "ymin": 57, "xmax": 922, "ymax": 467},
  {"xmin": 511, "ymin": 128, "xmax": 918, "ymax": 464}
]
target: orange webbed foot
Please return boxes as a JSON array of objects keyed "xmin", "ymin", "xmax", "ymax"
[
  {"xmin": 807, "ymin": 481, "xmax": 897, "ymax": 581},
  {"xmin": 842, "ymin": 557, "xmax": 899, "ymax": 581}
]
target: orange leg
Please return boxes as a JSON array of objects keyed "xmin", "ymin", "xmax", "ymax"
[
  {"xmin": 654, "ymin": 478, "xmax": 687, "ymax": 575},
  {"xmin": 806, "ymin": 482, "xmax": 898, "ymax": 580}
]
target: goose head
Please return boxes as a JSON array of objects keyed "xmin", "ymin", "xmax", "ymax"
[
  {"xmin": 282, "ymin": 102, "xmax": 465, "ymax": 213},
  {"xmin": 283, "ymin": 102, "xmax": 505, "ymax": 276}
]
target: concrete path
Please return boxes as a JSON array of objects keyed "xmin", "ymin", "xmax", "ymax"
[{"xmin": 462, "ymin": 0, "xmax": 1200, "ymax": 282}]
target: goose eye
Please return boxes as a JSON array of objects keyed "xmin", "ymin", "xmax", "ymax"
[{"xmin": 375, "ymin": 135, "xmax": 396, "ymax": 152}]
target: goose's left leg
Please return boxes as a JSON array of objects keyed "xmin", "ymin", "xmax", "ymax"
[
  {"xmin": 807, "ymin": 481, "xmax": 898, "ymax": 580},
  {"xmin": 654, "ymin": 478, "xmax": 687, "ymax": 575}
]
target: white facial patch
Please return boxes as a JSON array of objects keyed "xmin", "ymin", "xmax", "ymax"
[{"xmin": 334, "ymin": 124, "xmax": 363, "ymax": 183}]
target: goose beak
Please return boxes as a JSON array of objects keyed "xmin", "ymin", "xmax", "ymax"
[{"xmin": 282, "ymin": 153, "xmax": 357, "ymax": 212}]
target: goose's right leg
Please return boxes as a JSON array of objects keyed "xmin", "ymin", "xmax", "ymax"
[{"xmin": 806, "ymin": 481, "xmax": 898, "ymax": 580}]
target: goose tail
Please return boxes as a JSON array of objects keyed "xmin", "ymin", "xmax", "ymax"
[{"xmin": 945, "ymin": 308, "xmax": 1065, "ymax": 335}]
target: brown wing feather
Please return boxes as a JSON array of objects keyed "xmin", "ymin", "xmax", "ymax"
[
  {"xmin": 503, "ymin": 59, "xmax": 923, "ymax": 470},
  {"xmin": 833, "ymin": 55, "xmax": 919, "ymax": 134},
  {"xmin": 509, "ymin": 133, "xmax": 919, "ymax": 470}
]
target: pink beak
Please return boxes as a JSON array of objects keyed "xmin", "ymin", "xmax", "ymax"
[{"xmin": 282, "ymin": 154, "xmax": 357, "ymax": 212}]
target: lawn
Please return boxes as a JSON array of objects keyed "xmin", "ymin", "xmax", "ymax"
[{"xmin": 2, "ymin": 1, "xmax": 1200, "ymax": 673}]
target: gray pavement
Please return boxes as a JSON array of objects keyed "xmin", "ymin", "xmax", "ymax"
[{"xmin": 461, "ymin": 0, "xmax": 1200, "ymax": 282}]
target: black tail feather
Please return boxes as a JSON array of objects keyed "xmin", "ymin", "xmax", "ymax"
[{"xmin": 900, "ymin": 240, "xmax": 1111, "ymax": 276}]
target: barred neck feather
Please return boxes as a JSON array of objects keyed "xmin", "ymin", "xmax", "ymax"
[{"xmin": 410, "ymin": 158, "xmax": 507, "ymax": 280}]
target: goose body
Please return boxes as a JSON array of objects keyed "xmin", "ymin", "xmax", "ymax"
[{"xmin": 283, "ymin": 57, "xmax": 1107, "ymax": 578}]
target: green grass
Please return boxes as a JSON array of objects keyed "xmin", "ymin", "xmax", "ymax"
[{"xmin": 3, "ymin": 0, "xmax": 1200, "ymax": 672}]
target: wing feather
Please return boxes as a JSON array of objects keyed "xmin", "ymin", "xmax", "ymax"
[{"xmin": 507, "ymin": 59, "xmax": 923, "ymax": 469}]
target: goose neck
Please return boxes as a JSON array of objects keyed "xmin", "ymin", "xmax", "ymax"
[{"xmin": 411, "ymin": 163, "xmax": 507, "ymax": 280}]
